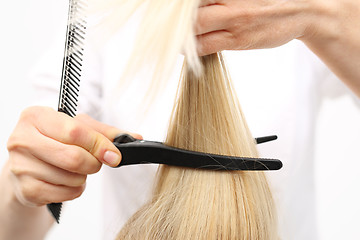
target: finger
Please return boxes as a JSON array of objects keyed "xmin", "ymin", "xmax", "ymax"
[
  {"xmin": 75, "ymin": 114, "xmax": 143, "ymax": 140},
  {"xmin": 199, "ymin": 0, "xmax": 224, "ymax": 8},
  {"xmin": 197, "ymin": 30, "xmax": 235, "ymax": 56},
  {"xmin": 24, "ymin": 107, "xmax": 121, "ymax": 167},
  {"xmin": 195, "ymin": 3, "xmax": 231, "ymax": 35},
  {"xmin": 22, "ymin": 130, "xmax": 102, "ymax": 174},
  {"xmin": 13, "ymin": 175, "xmax": 86, "ymax": 207},
  {"xmin": 9, "ymin": 150, "xmax": 88, "ymax": 187}
]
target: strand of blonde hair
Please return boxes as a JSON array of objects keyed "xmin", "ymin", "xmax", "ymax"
[{"xmin": 116, "ymin": 53, "xmax": 278, "ymax": 239}]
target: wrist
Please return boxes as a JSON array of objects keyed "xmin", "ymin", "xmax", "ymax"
[
  {"xmin": 297, "ymin": 0, "xmax": 341, "ymax": 44},
  {"xmin": 0, "ymin": 161, "xmax": 22, "ymax": 210},
  {"xmin": 0, "ymin": 161, "xmax": 53, "ymax": 240}
]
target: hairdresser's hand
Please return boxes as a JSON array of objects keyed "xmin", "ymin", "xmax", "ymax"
[
  {"xmin": 196, "ymin": 0, "xmax": 313, "ymax": 54},
  {"xmin": 5, "ymin": 106, "xmax": 140, "ymax": 207},
  {"xmin": 196, "ymin": 0, "xmax": 360, "ymax": 96}
]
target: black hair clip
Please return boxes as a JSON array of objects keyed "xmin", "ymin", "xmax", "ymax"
[{"xmin": 113, "ymin": 134, "xmax": 282, "ymax": 171}]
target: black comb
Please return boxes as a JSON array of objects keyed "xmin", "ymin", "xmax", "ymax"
[{"xmin": 47, "ymin": 0, "xmax": 87, "ymax": 223}]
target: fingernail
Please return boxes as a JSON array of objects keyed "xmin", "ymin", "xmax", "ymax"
[{"xmin": 103, "ymin": 151, "xmax": 121, "ymax": 166}]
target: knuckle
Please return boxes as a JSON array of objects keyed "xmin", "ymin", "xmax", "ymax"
[
  {"xmin": 67, "ymin": 123, "xmax": 85, "ymax": 143},
  {"xmin": 19, "ymin": 107, "xmax": 37, "ymax": 122},
  {"xmin": 7, "ymin": 128, "xmax": 34, "ymax": 153},
  {"xmin": 8, "ymin": 107, "xmax": 52, "ymax": 152},
  {"xmin": 78, "ymin": 175, "xmax": 87, "ymax": 185},
  {"xmin": 9, "ymin": 162, "xmax": 26, "ymax": 177},
  {"xmin": 19, "ymin": 106, "xmax": 50, "ymax": 123},
  {"xmin": 70, "ymin": 174, "xmax": 87, "ymax": 187},
  {"xmin": 230, "ymin": 35, "xmax": 241, "ymax": 49},
  {"xmin": 20, "ymin": 180, "xmax": 41, "ymax": 205},
  {"xmin": 6, "ymin": 133, "xmax": 24, "ymax": 152},
  {"xmin": 89, "ymin": 137, "xmax": 101, "ymax": 155},
  {"xmin": 237, "ymin": 9, "xmax": 256, "ymax": 23},
  {"xmin": 67, "ymin": 186, "xmax": 85, "ymax": 201},
  {"xmin": 63, "ymin": 149, "xmax": 85, "ymax": 172},
  {"xmin": 68, "ymin": 147, "xmax": 83, "ymax": 160},
  {"xmin": 8, "ymin": 153, "xmax": 31, "ymax": 178},
  {"xmin": 89, "ymin": 162, "xmax": 102, "ymax": 174},
  {"xmin": 74, "ymin": 186, "xmax": 86, "ymax": 198}
]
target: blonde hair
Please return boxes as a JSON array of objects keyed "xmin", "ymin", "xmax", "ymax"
[
  {"xmin": 116, "ymin": 53, "xmax": 278, "ymax": 239},
  {"xmin": 91, "ymin": 0, "xmax": 278, "ymax": 239},
  {"xmin": 89, "ymin": 0, "xmax": 201, "ymax": 96}
]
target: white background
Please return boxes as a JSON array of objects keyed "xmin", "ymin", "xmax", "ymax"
[{"xmin": 0, "ymin": 1, "xmax": 360, "ymax": 239}]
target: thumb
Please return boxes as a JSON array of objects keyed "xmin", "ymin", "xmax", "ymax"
[{"xmin": 75, "ymin": 114, "xmax": 143, "ymax": 141}]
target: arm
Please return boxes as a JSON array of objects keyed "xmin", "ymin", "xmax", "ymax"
[
  {"xmin": 300, "ymin": 0, "xmax": 360, "ymax": 96},
  {"xmin": 195, "ymin": 0, "xmax": 360, "ymax": 96},
  {"xmin": 0, "ymin": 107, "xmax": 133, "ymax": 240}
]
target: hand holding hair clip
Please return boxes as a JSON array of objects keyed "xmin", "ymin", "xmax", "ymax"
[{"xmin": 113, "ymin": 134, "xmax": 282, "ymax": 171}]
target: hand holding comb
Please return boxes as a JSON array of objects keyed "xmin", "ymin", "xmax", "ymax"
[{"xmin": 47, "ymin": 0, "xmax": 87, "ymax": 223}]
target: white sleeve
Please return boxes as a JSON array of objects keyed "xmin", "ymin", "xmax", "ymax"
[{"xmin": 28, "ymin": 37, "xmax": 103, "ymax": 118}]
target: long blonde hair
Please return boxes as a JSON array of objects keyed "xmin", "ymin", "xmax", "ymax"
[
  {"xmin": 116, "ymin": 53, "xmax": 278, "ymax": 239},
  {"xmin": 91, "ymin": 0, "xmax": 278, "ymax": 239}
]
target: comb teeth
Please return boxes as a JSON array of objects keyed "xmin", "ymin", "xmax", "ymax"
[
  {"xmin": 47, "ymin": 203, "xmax": 62, "ymax": 224},
  {"xmin": 58, "ymin": 0, "xmax": 87, "ymax": 117}
]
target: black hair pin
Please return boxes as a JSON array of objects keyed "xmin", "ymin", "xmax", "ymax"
[{"xmin": 113, "ymin": 134, "xmax": 282, "ymax": 171}]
